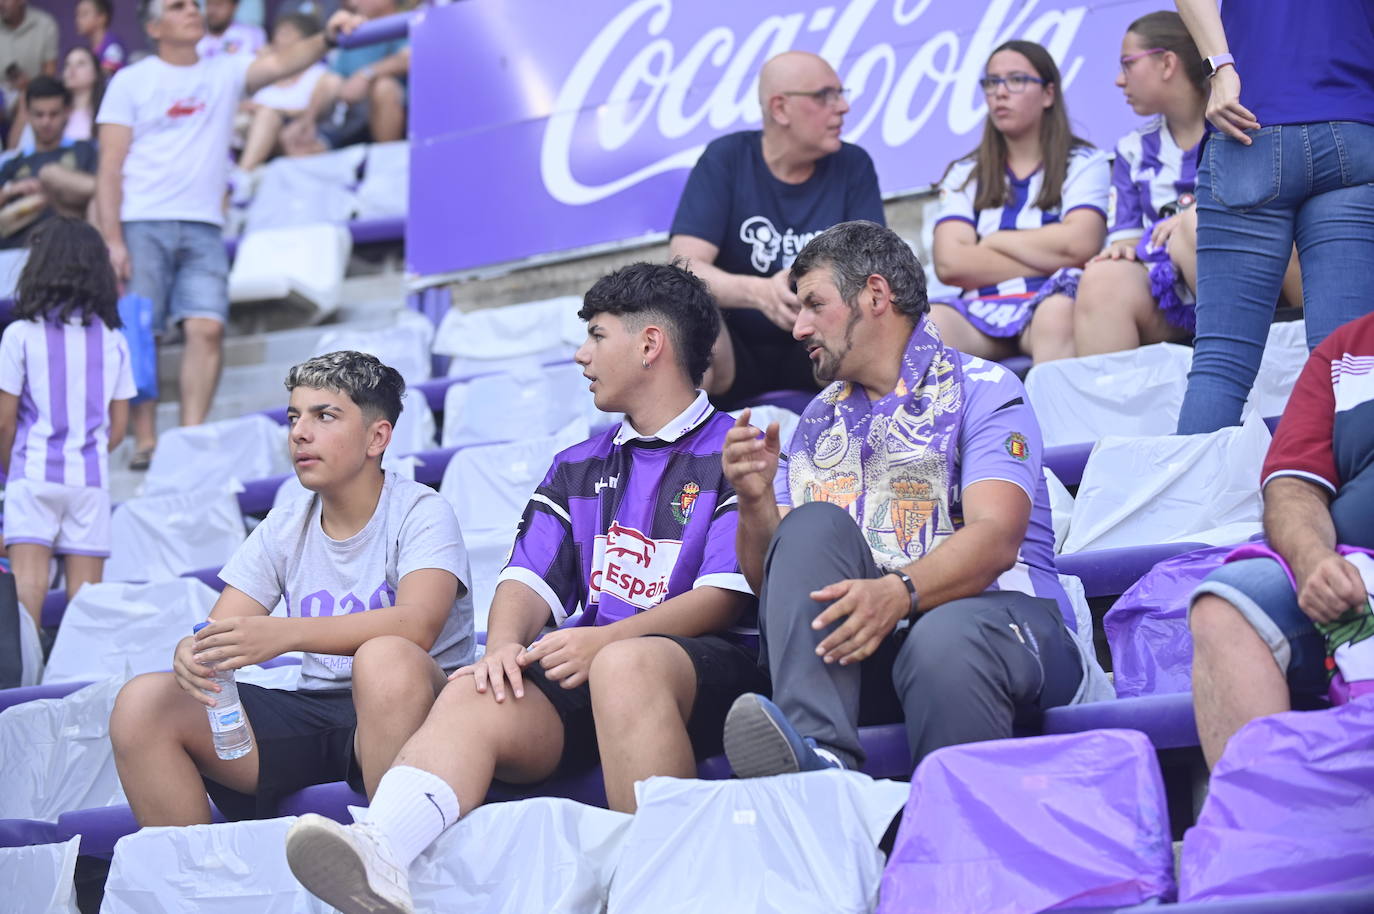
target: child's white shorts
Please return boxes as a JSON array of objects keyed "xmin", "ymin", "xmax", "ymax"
[{"xmin": 3, "ymin": 479, "xmax": 112, "ymax": 557}]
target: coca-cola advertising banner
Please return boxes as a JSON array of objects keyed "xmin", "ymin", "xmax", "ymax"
[{"xmin": 407, "ymin": 0, "xmax": 1159, "ymax": 277}]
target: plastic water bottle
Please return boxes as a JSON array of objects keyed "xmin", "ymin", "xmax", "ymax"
[{"xmin": 192, "ymin": 622, "xmax": 254, "ymax": 760}]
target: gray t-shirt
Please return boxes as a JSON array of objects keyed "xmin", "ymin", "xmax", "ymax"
[{"xmin": 220, "ymin": 470, "xmax": 475, "ymax": 690}]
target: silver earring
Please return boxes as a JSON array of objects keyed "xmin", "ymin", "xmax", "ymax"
[{"xmin": 643, "ymin": 359, "xmax": 649, "ymax": 368}]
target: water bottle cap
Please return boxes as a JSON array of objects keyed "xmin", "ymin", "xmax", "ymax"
[{"xmin": 193, "ymin": 622, "xmax": 210, "ymax": 634}]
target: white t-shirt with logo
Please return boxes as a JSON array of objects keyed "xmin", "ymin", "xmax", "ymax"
[{"xmin": 97, "ymin": 53, "xmax": 253, "ymax": 226}]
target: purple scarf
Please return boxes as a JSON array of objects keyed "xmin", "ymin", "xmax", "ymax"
[{"xmin": 788, "ymin": 317, "xmax": 965, "ymax": 569}]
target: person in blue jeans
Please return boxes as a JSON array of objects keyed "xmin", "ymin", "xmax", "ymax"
[{"xmin": 1173, "ymin": 0, "xmax": 1374, "ymax": 434}]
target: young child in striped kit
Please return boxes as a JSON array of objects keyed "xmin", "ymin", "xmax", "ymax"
[{"xmin": 0, "ymin": 216, "xmax": 135, "ymax": 632}]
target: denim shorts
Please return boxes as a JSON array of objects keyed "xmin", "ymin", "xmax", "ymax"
[
  {"xmin": 1191, "ymin": 557, "xmax": 1326, "ymax": 697},
  {"xmin": 123, "ymin": 220, "xmax": 230, "ymax": 334}
]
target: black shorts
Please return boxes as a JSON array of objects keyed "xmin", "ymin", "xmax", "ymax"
[
  {"xmin": 522, "ymin": 633, "xmax": 770, "ymax": 776},
  {"xmin": 202, "ymin": 683, "xmax": 363, "ymax": 821},
  {"xmin": 719, "ymin": 309, "xmax": 822, "ymax": 408}
]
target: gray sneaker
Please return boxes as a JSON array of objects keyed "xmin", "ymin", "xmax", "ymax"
[{"xmin": 285, "ymin": 813, "xmax": 415, "ymax": 914}]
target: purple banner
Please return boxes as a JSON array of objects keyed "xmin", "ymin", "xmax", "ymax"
[{"xmin": 407, "ymin": 0, "xmax": 1160, "ymax": 277}]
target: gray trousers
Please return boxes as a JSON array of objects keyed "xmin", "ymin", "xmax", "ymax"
[{"xmin": 759, "ymin": 501, "xmax": 1082, "ymax": 771}]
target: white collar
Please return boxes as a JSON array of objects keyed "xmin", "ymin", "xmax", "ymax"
[{"xmin": 613, "ymin": 390, "xmax": 713, "ymax": 446}]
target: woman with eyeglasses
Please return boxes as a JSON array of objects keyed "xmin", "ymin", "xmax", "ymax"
[
  {"xmin": 928, "ymin": 39, "xmax": 1108, "ymax": 364},
  {"xmin": 1071, "ymin": 11, "xmax": 1208, "ymax": 357}
]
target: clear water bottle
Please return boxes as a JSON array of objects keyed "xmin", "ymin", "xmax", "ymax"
[{"xmin": 192, "ymin": 622, "xmax": 254, "ymax": 760}]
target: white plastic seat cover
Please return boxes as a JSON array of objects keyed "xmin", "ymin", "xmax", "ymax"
[
  {"xmin": 228, "ymin": 222, "xmax": 351, "ymax": 322},
  {"xmin": 315, "ymin": 310, "xmax": 434, "ymax": 386},
  {"xmin": 442, "ymin": 362, "xmax": 600, "ymax": 448},
  {"xmin": 106, "ymin": 488, "xmax": 246, "ymax": 583},
  {"xmin": 355, "ymin": 140, "xmax": 410, "ymax": 221},
  {"xmin": 1062, "ymin": 415, "xmax": 1270, "ymax": 553},
  {"xmin": 433, "ymin": 295, "xmax": 582, "ymax": 364},
  {"xmin": 0, "ymin": 678, "xmax": 126, "ymax": 820},
  {"xmin": 609, "ymin": 772, "xmax": 908, "ymax": 914},
  {"xmin": 0, "ymin": 836, "xmax": 80, "ymax": 913},
  {"xmin": 43, "ymin": 578, "xmax": 220, "ymax": 685},
  {"xmin": 143, "ymin": 414, "xmax": 290, "ymax": 496},
  {"xmin": 242, "ymin": 145, "xmax": 364, "ymax": 232},
  {"xmin": 1025, "ymin": 343, "xmax": 1193, "ymax": 449}
]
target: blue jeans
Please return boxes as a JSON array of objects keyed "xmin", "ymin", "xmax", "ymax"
[
  {"xmin": 1191, "ymin": 557, "xmax": 1327, "ymax": 698},
  {"xmin": 123, "ymin": 220, "xmax": 230, "ymax": 334},
  {"xmin": 1178, "ymin": 121, "xmax": 1374, "ymax": 433}
]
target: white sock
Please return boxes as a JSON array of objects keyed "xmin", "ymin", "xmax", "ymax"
[{"xmin": 362, "ymin": 766, "xmax": 461, "ymax": 868}]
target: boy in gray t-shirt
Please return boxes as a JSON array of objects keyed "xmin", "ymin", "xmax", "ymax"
[{"xmin": 110, "ymin": 351, "xmax": 474, "ymax": 824}]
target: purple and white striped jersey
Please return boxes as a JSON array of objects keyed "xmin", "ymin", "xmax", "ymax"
[
  {"xmin": 0, "ymin": 318, "xmax": 136, "ymax": 490},
  {"xmin": 935, "ymin": 146, "xmax": 1110, "ymax": 297},
  {"xmin": 1107, "ymin": 116, "xmax": 1200, "ymax": 245},
  {"xmin": 497, "ymin": 392, "xmax": 755, "ymax": 642}
]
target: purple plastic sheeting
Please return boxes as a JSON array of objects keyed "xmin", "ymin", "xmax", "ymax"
[
  {"xmin": 1179, "ymin": 700, "xmax": 1374, "ymax": 901},
  {"xmin": 1042, "ymin": 692, "xmax": 1199, "ymax": 751},
  {"xmin": 878, "ymin": 729, "xmax": 1175, "ymax": 913},
  {"xmin": 1156, "ymin": 888, "xmax": 1374, "ymax": 913},
  {"xmin": 1103, "ymin": 543, "xmax": 1235, "ymax": 698}
]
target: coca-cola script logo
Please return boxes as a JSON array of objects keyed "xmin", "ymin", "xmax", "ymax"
[{"xmin": 540, "ymin": 0, "xmax": 1090, "ymax": 205}]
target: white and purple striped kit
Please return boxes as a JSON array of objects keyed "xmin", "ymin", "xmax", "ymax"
[
  {"xmin": 936, "ymin": 146, "xmax": 1111, "ymax": 298},
  {"xmin": 0, "ymin": 319, "xmax": 137, "ymax": 491},
  {"xmin": 1107, "ymin": 115, "xmax": 1199, "ymax": 244}
]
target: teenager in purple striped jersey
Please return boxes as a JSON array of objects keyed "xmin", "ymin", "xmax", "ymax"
[
  {"xmin": 284, "ymin": 262, "xmax": 765, "ymax": 914},
  {"xmin": 0, "ymin": 217, "xmax": 134, "ymax": 637},
  {"xmin": 928, "ymin": 40, "xmax": 1109, "ymax": 364},
  {"xmin": 1073, "ymin": 11, "xmax": 1208, "ymax": 356}
]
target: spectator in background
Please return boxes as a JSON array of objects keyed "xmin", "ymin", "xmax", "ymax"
[
  {"xmin": 234, "ymin": 13, "xmax": 325, "ymax": 177},
  {"xmin": 928, "ymin": 40, "xmax": 1108, "ymax": 364},
  {"xmin": 0, "ymin": 77, "xmax": 97, "ymax": 249},
  {"xmin": 196, "ymin": 0, "xmax": 265, "ymax": 60},
  {"xmin": 669, "ymin": 50, "xmax": 884, "ymax": 407},
  {"xmin": 96, "ymin": 0, "xmax": 362, "ymax": 469},
  {"xmin": 280, "ymin": 0, "xmax": 408, "ymax": 154},
  {"xmin": 75, "ymin": 0, "xmax": 128, "ymax": 76},
  {"xmin": 9, "ymin": 46, "xmax": 106, "ymax": 151},
  {"xmin": 1071, "ymin": 11, "xmax": 1209, "ymax": 356},
  {"xmin": 0, "ymin": 0, "xmax": 58, "ymax": 121},
  {"xmin": 0, "ymin": 217, "xmax": 135, "ymax": 645},
  {"xmin": 1174, "ymin": 0, "xmax": 1374, "ymax": 434}
]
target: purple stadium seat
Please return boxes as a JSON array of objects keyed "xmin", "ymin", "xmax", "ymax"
[
  {"xmin": 997, "ymin": 354, "xmax": 1032, "ymax": 378},
  {"xmin": 349, "ymin": 217, "xmax": 406, "ymax": 246},
  {"xmin": 739, "ymin": 389, "xmax": 817, "ymax": 416},
  {"xmin": 1044, "ymin": 440, "xmax": 1094, "ymax": 488},
  {"xmin": 40, "ymin": 588, "xmax": 66, "ymax": 628},
  {"xmin": 0, "ymin": 680, "xmax": 94, "ymax": 713},
  {"xmin": 1057, "ymin": 541, "xmax": 1209, "ymax": 600},
  {"xmin": 1042, "ymin": 691, "xmax": 1198, "ymax": 751},
  {"xmin": 54, "ymin": 804, "xmax": 226, "ymax": 858},
  {"xmin": 0, "ymin": 818, "xmax": 59, "ymax": 847},
  {"xmin": 237, "ymin": 474, "xmax": 292, "ymax": 516}
]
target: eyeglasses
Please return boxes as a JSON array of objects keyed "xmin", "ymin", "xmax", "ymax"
[
  {"xmin": 781, "ymin": 86, "xmax": 851, "ymax": 107},
  {"xmin": 978, "ymin": 73, "xmax": 1047, "ymax": 94},
  {"xmin": 1119, "ymin": 47, "xmax": 1167, "ymax": 73}
]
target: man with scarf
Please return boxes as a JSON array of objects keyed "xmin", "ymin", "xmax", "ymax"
[{"xmin": 720, "ymin": 219, "xmax": 1108, "ymax": 777}]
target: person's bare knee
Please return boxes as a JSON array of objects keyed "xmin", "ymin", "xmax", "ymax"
[
  {"xmin": 181, "ymin": 317, "xmax": 224, "ymax": 350},
  {"xmin": 589, "ymin": 637, "xmax": 695, "ymax": 722},
  {"xmin": 111, "ymin": 673, "xmax": 192, "ymax": 758},
  {"xmin": 353, "ymin": 636, "xmax": 443, "ymax": 714},
  {"xmin": 1025, "ymin": 294, "xmax": 1075, "ymax": 362}
]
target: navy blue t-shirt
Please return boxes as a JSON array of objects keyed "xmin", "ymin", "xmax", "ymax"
[
  {"xmin": 670, "ymin": 130, "xmax": 885, "ymax": 277},
  {"xmin": 1223, "ymin": 0, "xmax": 1374, "ymax": 128}
]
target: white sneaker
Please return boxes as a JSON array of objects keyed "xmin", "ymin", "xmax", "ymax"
[{"xmin": 285, "ymin": 813, "xmax": 415, "ymax": 914}]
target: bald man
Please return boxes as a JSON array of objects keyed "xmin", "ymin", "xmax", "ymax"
[{"xmin": 670, "ymin": 51, "xmax": 885, "ymax": 407}]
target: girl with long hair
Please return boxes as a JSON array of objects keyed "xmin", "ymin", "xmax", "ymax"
[
  {"xmin": 929, "ymin": 40, "xmax": 1109, "ymax": 364},
  {"xmin": 62, "ymin": 46, "xmax": 107, "ymax": 143},
  {"xmin": 0, "ymin": 217, "xmax": 135, "ymax": 639}
]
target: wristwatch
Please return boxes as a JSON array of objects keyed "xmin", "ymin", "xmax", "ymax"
[
  {"xmin": 889, "ymin": 570, "xmax": 920, "ymax": 620},
  {"xmin": 1202, "ymin": 53, "xmax": 1235, "ymax": 79}
]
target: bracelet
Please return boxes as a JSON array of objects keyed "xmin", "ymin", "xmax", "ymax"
[{"xmin": 889, "ymin": 570, "xmax": 920, "ymax": 620}]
